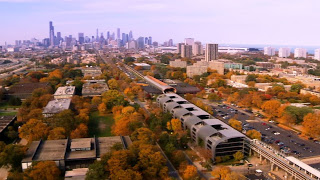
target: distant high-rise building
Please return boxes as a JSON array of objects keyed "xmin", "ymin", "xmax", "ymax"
[
  {"xmin": 49, "ymin": 21, "xmax": 55, "ymax": 46},
  {"xmin": 184, "ymin": 38, "xmax": 194, "ymax": 45},
  {"xmin": 107, "ymin": 31, "xmax": 110, "ymax": 40},
  {"xmin": 137, "ymin": 37, "xmax": 145, "ymax": 49},
  {"xmin": 264, "ymin": 47, "xmax": 276, "ymax": 56},
  {"xmin": 122, "ymin": 33, "xmax": 128, "ymax": 46},
  {"xmin": 148, "ymin": 36, "xmax": 152, "ymax": 45},
  {"xmin": 56, "ymin": 32, "xmax": 62, "ymax": 45},
  {"xmin": 177, "ymin": 43, "xmax": 184, "ymax": 54},
  {"xmin": 111, "ymin": 33, "xmax": 115, "ymax": 40},
  {"xmin": 205, "ymin": 44, "xmax": 218, "ymax": 61},
  {"xmin": 153, "ymin": 42, "xmax": 159, "ymax": 47},
  {"xmin": 181, "ymin": 44, "xmax": 192, "ymax": 58},
  {"xmin": 278, "ymin": 48, "xmax": 291, "ymax": 58},
  {"xmin": 145, "ymin": 37, "xmax": 148, "ymax": 45},
  {"xmin": 314, "ymin": 49, "xmax": 320, "ymax": 61},
  {"xmin": 96, "ymin": 29, "xmax": 99, "ymax": 42},
  {"xmin": 78, "ymin": 33, "xmax": 84, "ymax": 44},
  {"xmin": 168, "ymin": 39, "xmax": 173, "ymax": 47},
  {"xmin": 193, "ymin": 41, "xmax": 203, "ymax": 56},
  {"xmin": 117, "ymin": 28, "xmax": 120, "ymax": 40},
  {"xmin": 129, "ymin": 31, "xmax": 133, "ymax": 40},
  {"xmin": 294, "ymin": 48, "xmax": 307, "ymax": 58}
]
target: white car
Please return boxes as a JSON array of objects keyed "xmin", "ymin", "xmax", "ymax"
[{"xmin": 274, "ymin": 132, "xmax": 280, "ymax": 135}]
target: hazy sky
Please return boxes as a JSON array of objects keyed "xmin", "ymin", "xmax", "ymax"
[{"xmin": 1, "ymin": 0, "xmax": 320, "ymax": 46}]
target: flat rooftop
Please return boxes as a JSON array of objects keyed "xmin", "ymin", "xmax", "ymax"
[
  {"xmin": 54, "ymin": 86, "xmax": 75, "ymax": 96},
  {"xmin": 22, "ymin": 139, "xmax": 68, "ymax": 162},
  {"xmin": 0, "ymin": 115, "xmax": 16, "ymax": 134},
  {"xmin": 43, "ymin": 98, "xmax": 71, "ymax": 114},
  {"xmin": 70, "ymin": 138, "xmax": 91, "ymax": 149},
  {"xmin": 82, "ymin": 80, "xmax": 109, "ymax": 97}
]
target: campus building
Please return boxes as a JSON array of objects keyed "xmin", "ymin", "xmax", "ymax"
[
  {"xmin": 22, "ymin": 136, "xmax": 131, "ymax": 171},
  {"xmin": 54, "ymin": 86, "xmax": 75, "ymax": 99},
  {"xmin": 157, "ymin": 93, "xmax": 248, "ymax": 160}
]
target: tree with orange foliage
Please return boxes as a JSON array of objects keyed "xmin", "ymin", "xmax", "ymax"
[
  {"xmin": 302, "ymin": 113, "xmax": 320, "ymax": 138},
  {"xmin": 23, "ymin": 161, "xmax": 60, "ymax": 180},
  {"xmin": 70, "ymin": 123, "xmax": 88, "ymax": 138},
  {"xmin": 48, "ymin": 127, "xmax": 66, "ymax": 140},
  {"xmin": 19, "ymin": 119, "xmax": 50, "ymax": 142},
  {"xmin": 211, "ymin": 166, "xmax": 231, "ymax": 180},
  {"xmin": 48, "ymin": 69, "xmax": 63, "ymax": 79},
  {"xmin": 98, "ymin": 103, "xmax": 107, "ymax": 115},
  {"xmin": 183, "ymin": 165, "xmax": 198, "ymax": 180},
  {"xmin": 261, "ymin": 100, "xmax": 281, "ymax": 117}
]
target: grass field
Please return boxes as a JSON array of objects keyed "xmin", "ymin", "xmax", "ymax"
[
  {"xmin": 89, "ymin": 111, "xmax": 114, "ymax": 137},
  {"xmin": 0, "ymin": 111, "xmax": 17, "ymax": 116}
]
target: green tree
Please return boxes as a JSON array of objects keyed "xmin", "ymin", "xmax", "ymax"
[
  {"xmin": 0, "ymin": 144, "xmax": 25, "ymax": 170},
  {"xmin": 290, "ymin": 83, "xmax": 305, "ymax": 93},
  {"xmin": 245, "ymin": 74, "xmax": 256, "ymax": 82}
]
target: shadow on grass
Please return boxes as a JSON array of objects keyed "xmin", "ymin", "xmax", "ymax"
[{"xmin": 89, "ymin": 111, "xmax": 114, "ymax": 137}]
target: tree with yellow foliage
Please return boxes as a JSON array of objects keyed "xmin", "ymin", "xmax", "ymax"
[
  {"xmin": 211, "ymin": 166, "xmax": 231, "ymax": 180},
  {"xmin": 228, "ymin": 119, "xmax": 242, "ymax": 131},
  {"xmin": 167, "ymin": 119, "xmax": 183, "ymax": 135},
  {"xmin": 225, "ymin": 172, "xmax": 246, "ymax": 180},
  {"xmin": 246, "ymin": 129, "xmax": 261, "ymax": 140}
]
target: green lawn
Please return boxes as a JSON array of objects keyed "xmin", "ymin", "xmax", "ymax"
[
  {"xmin": 0, "ymin": 111, "xmax": 17, "ymax": 116},
  {"xmin": 89, "ymin": 111, "xmax": 114, "ymax": 137},
  {"xmin": 0, "ymin": 102, "xmax": 20, "ymax": 109}
]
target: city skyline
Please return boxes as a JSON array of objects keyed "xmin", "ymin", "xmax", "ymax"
[{"xmin": 2, "ymin": 0, "xmax": 320, "ymax": 46}]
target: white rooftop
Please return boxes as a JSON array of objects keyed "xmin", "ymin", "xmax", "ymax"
[
  {"xmin": 43, "ymin": 98, "xmax": 71, "ymax": 114},
  {"xmin": 134, "ymin": 63, "xmax": 150, "ymax": 66},
  {"xmin": 54, "ymin": 86, "xmax": 75, "ymax": 96}
]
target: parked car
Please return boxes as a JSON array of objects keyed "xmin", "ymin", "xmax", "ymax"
[{"xmin": 274, "ymin": 132, "xmax": 280, "ymax": 135}]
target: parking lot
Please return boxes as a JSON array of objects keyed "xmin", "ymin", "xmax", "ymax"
[{"xmin": 211, "ymin": 103, "xmax": 320, "ymax": 158}]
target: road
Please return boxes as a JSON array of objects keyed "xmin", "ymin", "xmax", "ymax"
[{"xmin": 208, "ymin": 101, "xmax": 320, "ymax": 159}]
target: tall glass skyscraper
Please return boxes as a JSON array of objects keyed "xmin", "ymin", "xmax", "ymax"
[{"xmin": 49, "ymin": 21, "xmax": 55, "ymax": 46}]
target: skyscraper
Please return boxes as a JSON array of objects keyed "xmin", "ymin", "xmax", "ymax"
[
  {"xmin": 205, "ymin": 44, "xmax": 218, "ymax": 61},
  {"xmin": 184, "ymin": 38, "xmax": 194, "ymax": 45},
  {"xmin": 56, "ymin": 32, "xmax": 62, "ymax": 45},
  {"xmin": 168, "ymin": 39, "xmax": 173, "ymax": 47},
  {"xmin": 107, "ymin": 31, "xmax": 110, "ymax": 40},
  {"xmin": 117, "ymin": 28, "xmax": 120, "ymax": 40},
  {"xmin": 129, "ymin": 31, "xmax": 133, "ymax": 40},
  {"xmin": 148, "ymin": 36, "xmax": 152, "ymax": 45},
  {"xmin": 78, "ymin": 33, "xmax": 84, "ymax": 44},
  {"xmin": 137, "ymin": 37, "xmax": 145, "ymax": 49},
  {"xmin": 181, "ymin": 44, "xmax": 192, "ymax": 58},
  {"xmin": 145, "ymin": 37, "xmax": 148, "ymax": 44},
  {"xmin": 49, "ymin": 21, "xmax": 55, "ymax": 46},
  {"xmin": 96, "ymin": 29, "xmax": 99, "ymax": 42},
  {"xmin": 122, "ymin": 33, "xmax": 128, "ymax": 46}
]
